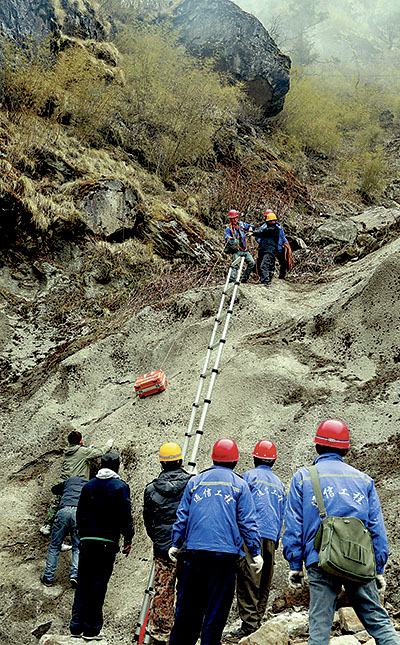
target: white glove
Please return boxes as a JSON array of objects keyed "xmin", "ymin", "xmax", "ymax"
[
  {"xmin": 105, "ymin": 439, "xmax": 114, "ymax": 450},
  {"xmin": 168, "ymin": 546, "xmax": 180, "ymax": 562},
  {"xmin": 376, "ymin": 574, "xmax": 386, "ymax": 594},
  {"xmin": 288, "ymin": 570, "xmax": 304, "ymax": 589},
  {"xmin": 250, "ymin": 554, "xmax": 263, "ymax": 574}
]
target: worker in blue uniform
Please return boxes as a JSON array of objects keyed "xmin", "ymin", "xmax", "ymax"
[
  {"xmin": 282, "ymin": 419, "xmax": 400, "ymax": 645},
  {"xmin": 168, "ymin": 438, "xmax": 262, "ymax": 645},
  {"xmin": 228, "ymin": 440, "xmax": 286, "ymax": 640}
]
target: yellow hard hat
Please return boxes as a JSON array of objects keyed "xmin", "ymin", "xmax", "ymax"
[
  {"xmin": 264, "ymin": 210, "xmax": 277, "ymax": 222},
  {"xmin": 158, "ymin": 442, "xmax": 183, "ymax": 462}
]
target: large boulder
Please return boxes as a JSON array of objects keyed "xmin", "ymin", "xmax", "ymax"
[
  {"xmin": 313, "ymin": 217, "xmax": 359, "ymax": 245},
  {"xmin": 351, "ymin": 205, "xmax": 400, "ymax": 236},
  {"xmin": 171, "ymin": 0, "xmax": 291, "ymax": 116},
  {"xmin": 77, "ymin": 179, "xmax": 139, "ymax": 240}
]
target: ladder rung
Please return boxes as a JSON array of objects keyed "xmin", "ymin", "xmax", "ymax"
[
  {"xmin": 231, "ymin": 257, "xmax": 242, "ymax": 266},
  {"xmin": 215, "ymin": 312, "xmax": 228, "ymax": 323}
]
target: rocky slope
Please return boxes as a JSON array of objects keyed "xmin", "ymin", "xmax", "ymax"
[{"xmin": 0, "ymin": 220, "xmax": 399, "ymax": 643}]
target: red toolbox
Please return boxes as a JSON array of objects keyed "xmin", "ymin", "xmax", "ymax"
[{"xmin": 134, "ymin": 369, "xmax": 167, "ymax": 399}]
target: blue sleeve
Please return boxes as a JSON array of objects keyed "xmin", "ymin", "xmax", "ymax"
[
  {"xmin": 171, "ymin": 483, "xmax": 192, "ymax": 548},
  {"xmin": 241, "ymin": 221, "xmax": 254, "ymax": 232},
  {"xmin": 236, "ymin": 482, "xmax": 261, "ymax": 557},
  {"xmin": 282, "ymin": 474, "xmax": 304, "ymax": 570},
  {"xmin": 366, "ymin": 482, "xmax": 389, "ymax": 574},
  {"xmin": 278, "ymin": 226, "xmax": 288, "ymax": 248},
  {"xmin": 224, "ymin": 226, "xmax": 231, "ymax": 241},
  {"xmin": 254, "ymin": 223, "xmax": 265, "ymax": 245}
]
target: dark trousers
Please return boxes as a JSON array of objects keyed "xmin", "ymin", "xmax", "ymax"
[
  {"xmin": 277, "ymin": 249, "xmax": 287, "ymax": 278},
  {"xmin": 70, "ymin": 540, "xmax": 116, "ymax": 637},
  {"xmin": 236, "ymin": 538, "xmax": 275, "ymax": 633},
  {"xmin": 258, "ymin": 251, "xmax": 276, "ymax": 284},
  {"xmin": 169, "ymin": 550, "xmax": 238, "ymax": 645}
]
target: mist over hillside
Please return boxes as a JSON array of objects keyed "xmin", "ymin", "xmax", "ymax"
[{"xmin": 235, "ymin": 0, "xmax": 400, "ymax": 69}]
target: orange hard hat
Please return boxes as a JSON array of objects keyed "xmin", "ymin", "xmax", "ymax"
[{"xmin": 264, "ymin": 210, "xmax": 277, "ymax": 222}]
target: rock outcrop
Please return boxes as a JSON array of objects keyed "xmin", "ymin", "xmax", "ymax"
[
  {"xmin": 0, "ymin": 0, "xmax": 109, "ymax": 44},
  {"xmin": 171, "ymin": 0, "xmax": 291, "ymax": 116},
  {"xmin": 0, "ymin": 0, "xmax": 290, "ymax": 117}
]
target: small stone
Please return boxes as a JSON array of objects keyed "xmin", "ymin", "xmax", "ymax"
[
  {"xmin": 339, "ymin": 607, "xmax": 364, "ymax": 634},
  {"xmin": 354, "ymin": 631, "xmax": 374, "ymax": 643}
]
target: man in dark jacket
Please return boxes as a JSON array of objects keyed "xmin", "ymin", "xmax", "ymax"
[
  {"xmin": 40, "ymin": 476, "xmax": 86, "ymax": 587},
  {"xmin": 253, "ymin": 210, "xmax": 289, "ymax": 288},
  {"xmin": 143, "ymin": 442, "xmax": 191, "ymax": 645},
  {"xmin": 70, "ymin": 452, "xmax": 134, "ymax": 641}
]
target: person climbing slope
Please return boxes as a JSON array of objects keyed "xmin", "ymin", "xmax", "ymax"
[
  {"xmin": 253, "ymin": 210, "xmax": 291, "ymax": 288},
  {"xmin": 224, "ymin": 210, "xmax": 255, "ymax": 283},
  {"xmin": 40, "ymin": 429, "xmax": 114, "ymax": 537}
]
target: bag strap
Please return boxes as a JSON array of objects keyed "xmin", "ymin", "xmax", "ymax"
[{"xmin": 309, "ymin": 465, "xmax": 327, "ymax": 519}]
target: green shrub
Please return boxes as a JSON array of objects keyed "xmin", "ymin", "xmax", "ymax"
[
  {"xmin": 0, "ymin": 37, "xmax": 55, "ymax": 117},
  {"xmin": 278, "ymin": 71, "xmax": 343, "ymax": 155},
  {"xmin": 116, "ymin": 25, "xmax": 241, "ymax": 177},
  {"xmin": 49, "ymin": 45, "xmax": 121, "ymax": 142},
  {"xmin": 358, "ymin": 149, "xmax": 388, "ymax": 203}
]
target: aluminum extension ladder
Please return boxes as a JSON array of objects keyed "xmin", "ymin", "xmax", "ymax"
[{"xmin": 134, "ymin": 255, "xmax": 245, "ymax": 643}]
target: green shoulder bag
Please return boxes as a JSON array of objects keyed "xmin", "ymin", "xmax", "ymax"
[{"xmin": 310, "ymin": 465, "xmax": 376, "ymax": 583}]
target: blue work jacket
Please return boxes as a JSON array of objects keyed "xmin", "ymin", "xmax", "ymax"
[
  {"xmin": 242, "ymin": 465, "xmax": 286, "ymax": 543},
  {"xmin": 171, "ymin": 465, "xmax": 261, "ymax": 557},
  {"xmin": 282, "ymin": 453, "xmax": 389, "ymax": 574},
  {"xmin": 255, "ymin": 222, "xmax": 287, "ymax": 251},
  {"xmin": 224, "ymin": 221, "xmax": 254, "ymax": 249}
]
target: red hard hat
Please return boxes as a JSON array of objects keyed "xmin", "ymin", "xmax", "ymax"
[
  {"xmin": 228, "ymin": 209, "xmax": 240, "ymax": 219},
  {"xmin": 314, "ymin": 419, "xmax": 350, "ymax": 449},
  {"xmin": 212, "ymin": 438, "xmax": 239, "ymax": 462},
  {"xmin": 252, "ymin": 440, "xmax": 277, "ymax": 460}
]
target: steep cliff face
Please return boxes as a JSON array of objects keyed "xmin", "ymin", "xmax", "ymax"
[
  {"xmin": 0, "ymin": 0, "xmax": 109, "ymax": 44},
  {"xmin": 0, "ymin": 0, "xmax": 55, "ymax": 42},
  {"xmin": 171, "ymin": 0, "xmax": 291, "ymax": 116}
]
